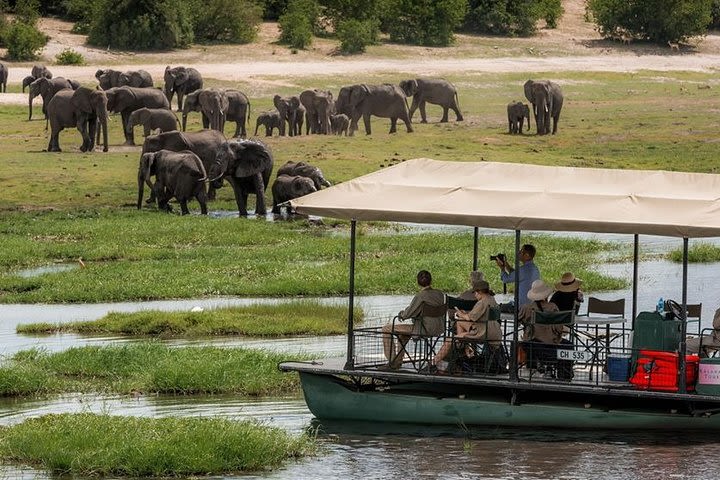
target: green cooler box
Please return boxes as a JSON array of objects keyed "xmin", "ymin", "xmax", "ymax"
[
  {"xmin": 697, "ymin": 358, "xmax": 720, "ymax": 396},
  {"xmin": 631, "ymin": 311, "xmax": 682, "ymax": 363}
]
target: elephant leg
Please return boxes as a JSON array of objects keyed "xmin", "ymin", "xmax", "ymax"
[
  {"xmin": 207, "ymin": 184, "xmax": 217, "ymax": 201},
  {"xmin": 87, "ymin": 117, "xmax": 97, "ymax": 151},
  {"xmin": 121, "ymin": 112, "xmax": 134, "ymax": 145},
  {"xmin": 227, "ymin": 177, "xmax": 248, "ymax": 216},
  {"xmin": 452, "ymin": 102, "xmax": 463, "ymax": 121},
  {"xmin": 408, "ymin": 97, "xmax": 419, "ymax": 122},
  {"xmin": 402, "ymin": 113, "xmax": 413, "ymax": 133},
  {"xmin": 254, "ymin": 122, "xmax": 260, "ymax": 136},
  {"xmin": 253, "ymin": 172, "xmax": 267, "ymax": 216},
  {"xmin": 363, "ymin": 113, "xmax": 372, "ymax": 135},
  {"xmin": 234, "ymin": 121, "xmax": 241, "ymax": 138},
  {"xmin": 419, "ymin": 101, "xmax": 428, "ymax": 123},
  {"xmin": 196, "ymin": 189, "xmax": 208, "ymax": 215},
  {"xmin": 440, "ymin": 106, "xmax": 449, "ymax": 123},
  {"xmin": 265, "ymin": 125, "xmax": 271, "ymax": 137},
  {"xmin": 177, "ymin": 91, "xmax": 184, "ymax": 112},
  {"xmin": 202, "ymin": 114, "xmax": 210, "ymax": 130},
  {"xmin": 389, "ymin": 117, "xmax": 398, "ymax": 134},
  {"xmin": 519, "ymin": 118, "xmax": 525, "ymax": 134},
  {"xmin": 48, "ymin": 127, "xmax": 62, "ymax": 152},
  {"xmin": 144, "ymin": 125, "xmax": 151, "ymax": 137},
  {"xmin": 552, "ymin": 114, "xmax": 560, "ymax": 134},
  {"xmin": 179, "ymin": 200, "xmax": 190, "ymax": 215}
]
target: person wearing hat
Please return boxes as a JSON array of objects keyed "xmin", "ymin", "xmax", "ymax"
[
  {"xmin": 518, "ymin": 279, "xmax": 562, "ymax": 344},
  {"xmin": 496, "ymin": 244, "xmax": 540, "ymax": 306},
  {"xmin": 432, "ymin": 280, "xmax": 500, "ymax": 372},
  {"xmin": 550, "ymin": 272, "xmax": 584, "ymax": 313},
  {"xmin": 457, "ymin": 270, "xmax": 486, "ymax": 301}
]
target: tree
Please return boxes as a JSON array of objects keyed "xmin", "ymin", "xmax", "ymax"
[
  {"xmin": 586, "ymin": 0, "xmax": 712, "ymax": 43},
  {"xmin": 383, "ymin": 0, "xmax": 467, "ymax": 46},
  {"xmin": 464, "ymin": 0, "xmax": 563, "ymax": 36}
]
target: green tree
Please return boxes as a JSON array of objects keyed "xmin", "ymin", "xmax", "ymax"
[
  {"xmin": 464, "ymin": 0, "xmax": 562, "ymax": 36},
  {"xmin": 586, "ymin": 0, "xmax": 711, "ymax": 43},
  {"xmin": 383, "ymin": 0, "xmax": 467, "ymax": 46},
  {"xmin": 336, "ymin": 18, "xmax": 378, "ymax": 53},
  {"xmin": 189, "ymin": 0, "xmax": 261, "ymax": 43},
  {"xmin": 278, "ymin": 0, "xmax": 319, "ymax": 49},
  {"xmin": 87, "ymin": 0, "xmax": 194, "ymax": 50},
  {"xmin": 5, "ymin": 19, "xmax": 46, "ymax": 59}
]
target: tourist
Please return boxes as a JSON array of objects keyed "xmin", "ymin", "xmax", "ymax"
[
  {"xmin": 550, "ymin": 272, "xmax": 584, "ymax": 313},
  {"xmin": 458, "ymin": 270, "xmax": 486, "ymax": 301},
  {"xmin": 496, "ymin": 244, "xmax": 540, "ymax": 306},
  {"xmin": 687, "ymin": 307, "xmax": 720, "ymax": 356}
]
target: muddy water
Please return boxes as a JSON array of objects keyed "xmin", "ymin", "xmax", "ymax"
[{"xmin": 2, "ymin": 233, "xmax": 720, "ymax": 478}]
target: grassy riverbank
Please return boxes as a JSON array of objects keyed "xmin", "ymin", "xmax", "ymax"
[
  {"xmin": 0, "ymin": 209, "xmax": 624, "ymax": 302},
  {"xmin": 0, "ymin": 413, "xmax": 315, "ymax": 476},
  {"xmin": 0, "ymin": 343, "xmax": 307, "ymax": 397},
  {"xmin": 17, "ymin": 302, "xmax": 361, "ymax": 336}
]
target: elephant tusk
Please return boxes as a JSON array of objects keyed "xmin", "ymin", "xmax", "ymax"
[{"xmin": 207, "ymin": 173, "xmax": 223, "ymax": 182}]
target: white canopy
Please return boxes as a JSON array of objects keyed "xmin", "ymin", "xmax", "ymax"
[{"xmin": 290, "ymin": 159, "xmax": 720, "ymax": 238}]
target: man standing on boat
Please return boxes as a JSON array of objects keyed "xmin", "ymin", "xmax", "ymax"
[
  {"xmin": 495, "ymin": 244, "xmax": 540, "ymax": 306},
  {"xmin": 381, "ymin": 270, "xmax": 445, "ymax": 369}
]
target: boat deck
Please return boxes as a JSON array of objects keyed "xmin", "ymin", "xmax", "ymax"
[{"xmin": 280, "ymin": 357, "xmax": 720, "ymax": 403}]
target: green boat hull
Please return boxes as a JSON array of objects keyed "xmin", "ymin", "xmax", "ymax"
[{"xmin": 299, "ymin": 372, "xmax": 720, "ymax": 430}]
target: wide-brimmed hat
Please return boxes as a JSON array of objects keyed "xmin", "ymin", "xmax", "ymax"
[
  {"xmin": 555, "ymin": 272, "xmax": 582, "ymax": 292},
  {"xmin": 472, "ymin": 280, "xmax": 490, "ymax": 292},
  {"xmin": 470, "ymin": 270, "xmax": 485, "ymax": 289},
  {"xmin": 527, "ymin": 279, "xmax": 553, "ymax": 301}
]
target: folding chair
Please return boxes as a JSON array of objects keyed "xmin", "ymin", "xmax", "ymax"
[
  {"xmin": 389, "ymin": 301, "xmax": 447, "ymax": 371},
  {"xmin": 686, "ymin": 303, "xmax": 702, "ymax": 337},
  {"xmin": 446, "ymin": 295, "xmax": 478, "ymax": 335},
  {"xmin": 576, "ymin": 297, "xmax": 626, "ymax": 361},
  {"xmin": 523, "ymin": 310, "xmax": 575, "ymax": 380}
]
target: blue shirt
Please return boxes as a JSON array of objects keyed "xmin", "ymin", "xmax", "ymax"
[{"xmin": 501, "ymin": 260, "xmax": 540, "ymax": 306}]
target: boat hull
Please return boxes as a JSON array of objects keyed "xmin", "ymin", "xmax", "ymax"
[{"xmin": 299, "ymin": 371, "xmax": 720, "ymax": 430}]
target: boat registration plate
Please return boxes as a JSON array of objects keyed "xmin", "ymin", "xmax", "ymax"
[{"xmin": 557, "ymin": 348, "xmax": 590, "ymax": 362}]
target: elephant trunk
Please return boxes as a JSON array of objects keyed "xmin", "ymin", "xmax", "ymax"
[
  {"xmin": 28, "ymin": 93, "xmax": 33, "ymax": 121},
  {"xmin": 137, "ymin": 169, "xmax": 145, "ymax": 210},
  {"xmin": 99, "ymin": 112, "xmax": 108, "ymax": 152},
  {"xmin": 527, "ymin": 112, "xmax": 531, "ymax": 132},
  {"xmin": 182, "ymin": 113, "xmax": 188, "ymax": 132}
]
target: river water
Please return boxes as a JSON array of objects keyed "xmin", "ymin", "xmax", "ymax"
[{"xmin": 2, "ymin": 232, "xmax": 720, "ymax": 478}]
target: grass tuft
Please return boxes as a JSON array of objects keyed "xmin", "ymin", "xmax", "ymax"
[
  {"xmin": 0, "ymin": 413, "xmax": 315, "ymax": 476},
  {"xmin": 668, "ymin": 242, "xmax": 720, "ymax": 263}
]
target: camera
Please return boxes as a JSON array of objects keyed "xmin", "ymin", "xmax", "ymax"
[{"xmin": 490, "ymin": 253, "xmax": 506, "ymax": 262}]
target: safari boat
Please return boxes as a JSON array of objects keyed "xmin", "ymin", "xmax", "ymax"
[{"xmin": 280, "ymin": 160, "xmax": 720, "ymax": 430}]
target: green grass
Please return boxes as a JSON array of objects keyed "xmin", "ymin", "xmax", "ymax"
[
  {"xmin": 17, "ymin": 301, "xmax": 361, "ymax": 336},
  {"xmin": 3, "ymin": 70, "xmax": 718, "ymax": 302},
  {"xmin": 0, "ymin": 413, "xmax": 315, "ymax": 476},
  {"xmin": 0, "ymin": 343, "xmax": 308, "ymax": 396},
  {"xmin": 668, "ymin": 242, "xmax": 720, "ymax": 263},
  {"xmin": 0, "ymin": 209, "xmax": 624, "ymax": 302}
]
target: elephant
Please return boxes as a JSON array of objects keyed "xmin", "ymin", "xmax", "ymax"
[
  {"xmin": 271, "ymin": 175, "xmax": 317, "ymax": 215},
  {"xmin": 137, "ymin": 149, "xmax": 208, "ymax": 215},
  {"xmin": 46, "ymin": 87, "xmax": 108, "ymax": 153},
  {"xmin": 273, "ymin": 94, "xmax": 303, "ymax": 137},
  {"xmin": 299, "ymin": 89, "xmax": 334, "ymax": 134},
  {"xmin": 104, "ymin": 86, "xmax": 170, "ymax": 145},
  {"xmin": 254, "ymin": 111, "xmax": 282, "ymax": 137},
  {"xmin": 524, "ymin": 79, "xmax": 564, "ymax": 135},
  {"xmin": 96, "ymin": 69, "xmax": 153, "ymax": 90},
  {"xmin": 181, "ymin": 88, "xmax": 229, "ymax": 133},
  {"xmin": 225, "ymin": 89, "xmax": 250, "ymax": 138},
  {"xmin": 0, "ymin": 63, "xmax": 7, "ymax": 93},
  {"xmin": 28, "ymin": 77, "xmax": 78, "ymax": 121},
  {"xmin": 141, "ymin": 129, "xmax": 226, "ymax": 201},
  {"xmin": 164, "ymin": 66, "xmax": 203, "ymax": 111},
  {"xmin": 22, "ymin": 75, "xmax": 35, "ymax": 92},
  {"xmin": 31, "ymin": 65, "xmax": 52, "ymax": 80},
  {"xmin": 208, "ymin": 139, "xmax": 274, "ymax": 217},
  {"xmin": 128, "ymin": 107, "xmax": 179, "ymax": 137},
  {"xmin": 399, "ymin": 78, "xmax": 463, "ymax": 123},
  {"xmin": 507, "ymin": 101, "xmax": 530, "ymax": 134},
  {"xmin": 277, "ymin": 161, "xmax": 331, "ymax": 190},
  {"xmin": 329, "ymin": 113, "xmax": 349, "ymax": 136},
  {"xmin": 335, "ymin": 84, "xmax": 413, "ymax": 136}
]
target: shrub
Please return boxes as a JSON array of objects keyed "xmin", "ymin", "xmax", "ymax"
[
  {"xmin": 321, "ymin": 0, "xmax": 385, "ymax": 32},
  {"xmin": 464, "ymin": 0, "xmax": 562, "ymax": 36},
  {"xmin": 55, "ymin": 47, "xmax": 84, "ymax": 64},
  {"xmin": 539, "ymin": 0, "xmax": 564, "ymax": 29},
  {"xmin": 87, "ymin": 0, "xmax": 194, "ymax": 50},
  {"xmin": 189, "ymin": 0, "xmax": 261, "ymax": 43},
  {"xmin": 63, "ymin": 0, "xmax": 103, "ymax": 34},
  {"xmin": 712, "ymin": 0, "xmax": 720, "ymax": 28},
  {"xmin": 383, "ymin": 0, "xmax": 467, "ymax": 46},
  {"xmin": 278, "ymin": 9, "xmax": 313, "ymax": 49},
  {"xmin": 336, "ymin": 18, "xmax": 377, "ymax": 53},
  {"xmin": 586, "ymin": 0, "xmax": 712, "ymax": 43},
  {"xmin": 14, "ymin": 0, "xmax": 40, "ymax": 25},
  {"xmin": 0, "ymin": 13, "xmax": 7, "ymax": 47},
  {"xmin": 5, "ymin": 20, "xmax": 47, "ymax": 60}
]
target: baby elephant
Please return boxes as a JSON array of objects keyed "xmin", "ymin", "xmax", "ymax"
[
  {"xmin": 128, "ymin": 107, "xmax": 179, "ymax": 137},
  {"xmin": 277, "ymin": 160, "xmax": 331, "ymax": 190},
  {"xmin": 272, "ymin": 174, "xmax": 317, "ymax": 214},
  {"xmin": 330, "ymin": 113, "xmax": 349, "ymax": 136},
  {"xmin": 507, "ymin": 101, "xmax": 530, "ymax": 134},
  {"xmin": 255, "ymin": 111, "xmax": 282, "ymax": 137},
  {"xmin": 137, "ymin": 149, "xmax": 208, "ymax": 215}
]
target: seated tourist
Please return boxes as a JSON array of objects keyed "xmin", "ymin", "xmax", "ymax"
[
  {"xmin": 432, "ymin": 280, "xmax": 500, "ymax": 372},
  {"xmin": 687, "ymin": 307, "xmax": 720, "ymax": 356},
  {"xmin": 457, "ymin": 270, "xmax": 486, "ymax": 301},
  {"xmin": 519, "ymin": 279, "xmax": 562, "ymax": 344},
  {"xmin": 550, "ymin": 272, "xmax": 584, "ymax": 313},
  {"xmin": 381, "ymin": 270, "xmax": 445, "ymax": 370}
]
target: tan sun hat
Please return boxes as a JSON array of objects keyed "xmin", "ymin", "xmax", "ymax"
[
  {"xmin": 555, "ymin": 272, "xmax": 582, "ymax": 292},
  {"xmin": 527, "ymin": 279, "xmax": 553, "ymax": 301}
]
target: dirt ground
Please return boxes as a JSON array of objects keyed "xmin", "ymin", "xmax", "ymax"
[{"xmin": 3, "ymin": 0, "xmax": 720, "ymax": 104}]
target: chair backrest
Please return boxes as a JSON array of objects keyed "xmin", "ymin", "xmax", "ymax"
[
  {"xmin": 488, "ymin": 306, "xmax": 501, "ymax": 322},
  {"xmin": 421, "ymin": 302, "xmax": 447, "ymax": 318},
  {"xmin": 533, "ymin": 310, "xmax": 574, "ymax": 326},
  {"xmin": 686, "ymin": 303, "xmax": 702, "ymax": 319},
  {"xmin": 587, "ymin": 297, "xmax": 625, "ymax": 316},
  {"xmin": 446, "ymin": 295, "xmax": 477, "ymax": 312}
]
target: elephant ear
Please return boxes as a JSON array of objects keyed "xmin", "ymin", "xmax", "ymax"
[
  {"xmin": 231, "ymin": 140, "xmax": 273, "ymax": 177},
  {"xmin": 175, "ymin": 69, "xmax": 189, "ymax": 84},
  {"xmin": 524, "ymin": 80, "xmax": 535, "ymax": 104},
  {"xmin": 71, "ymin": 87, "xmax": 95, "ymax": 114},
  {"xmin": 273, "ymin": 94, "xmax": 283, "ymax": 110},
  {"xmin": 141, "ymin": 153, "xmax": 155, "ymax": 182},
  {"xmin": 290, "ymin": 96, "xmax": 300, "ymax": 108}
]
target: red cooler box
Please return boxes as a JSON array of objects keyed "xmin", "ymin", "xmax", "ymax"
[{"xmin": 629, "ymin": 350, "xmax": 699, "ymax": 392}]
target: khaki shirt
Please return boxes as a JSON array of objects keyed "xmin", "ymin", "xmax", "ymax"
[
  {"xmin": 519, "ymin": 300, "xmax": 562, "ymax": 344},
  {"xmin": 466, "ymin": 295, "xmax": 501, "ymax": 344},
  {"xmin": 399, "ymin": 286, "xmax": 445, "ymax": 336}
]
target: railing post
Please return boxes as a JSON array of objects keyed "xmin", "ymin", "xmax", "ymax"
[
  {"xmin": 344, "ymin": 220, "xmax": 357, "ymax": 370},
  {"xmin": 632, "ymin": 234, "xmax": 639, "ymax": 329},
  {"xmin": 509, "ymin": 229, "xmax": 521, "ymax": 382},
  {"xmin": 473, "ymin": 227, "xmax": 479, "ymax": 271},
  {"xmin": 679, "ymin": 237, "xmax": 689, "ymax": 393}
]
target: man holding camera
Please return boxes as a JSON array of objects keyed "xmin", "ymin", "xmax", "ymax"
[{"xmin": 494, "ymin": 244, "xmax": 540, "ymax": 306}]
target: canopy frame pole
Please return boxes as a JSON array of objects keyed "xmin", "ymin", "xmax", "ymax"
[
  {"xmin": 679, "ymin": 237, "xmax": 689, "ymax": 393},
  {"xmin": 632, "ymin": 234, "xmax": 639, "ymax": 329},
  {"xmin": 344, "ymin": 220, "xmax": 357, "ymax": 370},
  {"xmin": 473, "ymin": 227, "xmax": 479, "ymax": 271},
  {"xmin": 509, "ymin": 229, "xmax": 521, "ymax": 382}
]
